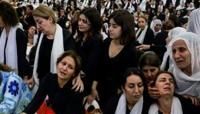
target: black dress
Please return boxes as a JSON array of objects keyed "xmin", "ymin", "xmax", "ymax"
[
  {"xmin": 98, "ymin": 38, "xmax": 139, "ymax": 109},
  {"xmin": 23, "ymin": 73, "xmax": 84, "ymax": 114}
]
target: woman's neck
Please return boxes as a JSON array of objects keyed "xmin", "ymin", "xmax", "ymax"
[
  {"xmin": 158, "ymin": 96, "xmax": 173, "ymax": 114},
  {"xmin": 57, "ymin": 77, "xmax": 69, "ymax": 88},
  {"xmin": 112, "ymin": 38, "xmax": 121, "ymax": 45},
  {"xmin": 127, "ymin": 100, "xmax": 137, "ymax": 110},
  {"xmin": 181, "ymin": 66, "xmax": 192, "ymax": 76},
  {"xmin": 46, "ymin": 24, "xmax": 56, "ymax": 39}
]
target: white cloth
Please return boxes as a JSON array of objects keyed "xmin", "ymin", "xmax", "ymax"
[
  {"xmin": 136, "ymin": 25, "xmax": 148, "ymax": 44},
  {"xmin": 33, "ymin": 24, "xmax": 64, "ymax": 86},
  {"xmin": 187, "ymin": 8, "xmax": 200, "ymax": 36},
  {"xmin": 115, "ymin": 94, "xmax": 143, "ymax": 114},
  {"xmin": 160, "ymin": 27, "xmax": 186, "ymax": 70},
  {"xmin": 168, "ymin": 32, "xmax": 200, "ymax": 98},
  {"xmin": 139, "ymin": 0, "xmax": 147, "ymax": 11},
  {"xmin": 0, "ymin": 26, "xmax": 18, "ymax": 73},
  {"xmin": 148, "ymin": 96, "xmax": 183, "ymax": 114},
  {"xmin": 150, "ymin": 19, "xmax": 162, "ymax": 36}
]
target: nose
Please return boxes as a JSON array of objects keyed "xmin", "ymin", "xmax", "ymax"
[
  {"xmin": 173, "ymin": 50, "xmax": 180, "ymax": 59},
  {"xmin": 36, "ymin": 23, "xmax": 41, "ymax": 30},
  {"xmin": 63, "ymin": 64, "xmax": 68, "ymax": 70},
  {"xmin": 134, "ymin": 85, "xmax": 139, "ymax": 93},
  {"xmin": 147, "ymin": 71, "xmax": 152, "ymax": 77}
]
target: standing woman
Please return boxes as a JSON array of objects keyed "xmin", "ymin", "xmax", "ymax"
[
  {"xmin": 31, "ymin": 5, "xmax": 80, "ymax": 91},
  {"xmin": 75, "ymin": 7, "xmax": 103, "ymax": 95},
  {"xmin": 22, "ymin": 51, "xmax": 84, "ymax": 114},
  {"xmin": 0, "ymin": 1, "xmax": 31, "ymax": 78},
  {"xmin": 96, "ymin": 9, "xmax": 140, "ymax": 109}
]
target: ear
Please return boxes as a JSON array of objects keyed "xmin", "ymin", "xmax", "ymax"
[{"xmin": 48, "ymin": 17, "xmax": 53, "ymax": 23}]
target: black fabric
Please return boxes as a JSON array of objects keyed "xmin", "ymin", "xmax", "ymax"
[
  {"xmin": 23, "ymin": 73, "xmax": 84, "ymax": 114},
  {"xmin": 3, "ymin": 36, "xmax": 8, "ymax": 64}
]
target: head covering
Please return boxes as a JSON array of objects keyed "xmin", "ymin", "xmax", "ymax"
[
  {"xmin": 168, "ymin": 32, "xmax": 200, "ymax": 98},
  {"xmin": 187, "ymin": 8, "xmax": 200, "ymax": 35},
  {"xmin": 150, "ymin": 19, "xmax": 162, "ymax": 36},
  {"xmin": 160, "ymin": 27, "xmax": 186, "ymax": 70}
]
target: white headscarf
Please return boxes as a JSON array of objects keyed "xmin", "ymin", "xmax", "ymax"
[
  {"xmin": 168, "ymin": 32, "xmax": 200, "ymax": 98},
  {"xmin": 187, "ymin": 8, "xmax": 200, "ymax": 35},
  {"xmin": 160, "ymin": 27, "xmax": 186, "ymax": 70},
  {"xmin": 148, "ymin": 96, "xmax": 183, "ymax": 114},
  {"xmin": 0, "ymin": 26, "xmax": 19, "ymax": 73},
  {"xmin": 150, "ymin": 19, "xmax": 162, "ymax": 36},
  {"xmin": 115, "ymin": 94, "xmax": 143, "ymax": 114}
]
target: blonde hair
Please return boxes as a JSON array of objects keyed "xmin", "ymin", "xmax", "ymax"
[{"xmin": 33, "ymin": 5, "xmax": 57, "ymax": 23}]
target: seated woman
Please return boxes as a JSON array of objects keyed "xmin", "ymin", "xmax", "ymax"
[
  {"xmin": 168, "ymin": 32, "xmax": 200, "ymax": 106},
  {"xmin": 148, "ymin": 71, "xmax": 200, "ymax": 114},
  {"xmin": 139, "ymin": 51, "xmax": 161, "ymax": 84},
  {"xmin": 22, "ymin": 50, "xmax": 84, "ymax": 114},
  {"xmin": 0, "ymin": 64, "xmax": 32, "ymax": 114},
  {"xmin": 139, "ymin": 51, "xmax": 161, "ymax": 99},
  {"xmin": 104, "ymin": 68, "xmax": 150, "ymax": 114}
]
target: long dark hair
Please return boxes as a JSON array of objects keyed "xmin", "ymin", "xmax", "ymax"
[{"xmin": 109, "ymin": 9, "xmax": 136, "ymax": 45}]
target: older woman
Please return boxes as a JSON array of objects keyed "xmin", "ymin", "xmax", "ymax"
[
  {"xmin": 168, "ymin": 32, "xmax": 200, "ymax": 105},
  {"xmin": 29, "ymin": 5, "xmax": 83, "ymax": 93},
  {"xmin": 148, "ymin": 71, "xmax": 200, "ymax": 114},
  {"xmin": 104, "ymin": 68, "xmax": 150, "ymax": 114},
  {"xmin": 22, "ymin": 50, "xmax": 84, "ymax": 114}
]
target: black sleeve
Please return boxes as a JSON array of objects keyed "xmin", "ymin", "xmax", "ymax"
[
  {"xmin": 23, "ymin": 75, "xmax": 49, "ymax": 114},
  {"xmin": 63, "ymin": 29, "xmax": 76, "ymax": 51},
  {"xmin": 16, "ymin": 28, "xmax": 32, "ymax": 78}
]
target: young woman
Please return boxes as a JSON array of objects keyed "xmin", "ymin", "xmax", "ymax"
[
  {"xmin": 22, "ymin": 50, "xmax": 84, "ymax": 114},
  {"xmin": 104, "ymin": 68, "xmax": 150, "ymax": 114},
  {"xmin": 96, "ymin": 10, "xmax": 140, "ymax": 110},
  {"xmin": 75, "ymin": 7, "xmax": 103, "ymax": 95},
  {"xmin": 148, "ymin": 71, "xmax": 200, "ymax": 114},
  {"xmin": 0, "ymin": 1, "xmax": 31, "ymax": 78}
]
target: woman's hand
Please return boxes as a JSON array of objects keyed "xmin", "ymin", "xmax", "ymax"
[
  {"xmin": 148, "ymin": 82, "xmax": 160, "ymax": 99},
  {"xmin": 91, "ymin": 81, "xmax": 99, "ymax": 100},
  {"xmin": 23, "ymin": 76, "xmax": 35, "ymax": 90},
  {"xmin": 72, "ymin": 73, "xmax": 84, "ymax": 92}
]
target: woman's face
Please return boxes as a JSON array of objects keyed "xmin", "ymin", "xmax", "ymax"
[
  {"xmin": 142, "ymin": 65, "xmax": 159, "ymax": 83},
  {"xmin": 138, "ymin": 17, "xmax": 147, "ymax": 29},
  {"xmin": 155, "ymin": 73, "xmax": 175, "ymax": 96},
  {"xmin": 108, "ymin": 18, "xmax": 122, "ymax": 40},
  {"xmin": 123, "ymin": 74, "xmax": 144, "ymax": 104},
  {"xmin": 57, "ymin": 56, "xmax": 76, "ymax": 81},
  {"xmin": 172, "ymin": 40, "xmax": 191, "ymax": 71},
  {"xmin": 34, "ymin": 16, "xmax": 53, "ymax": 34},
  {"xmin": 78, "ymin": 14, "xmax": 91, "ymax": 33}
]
